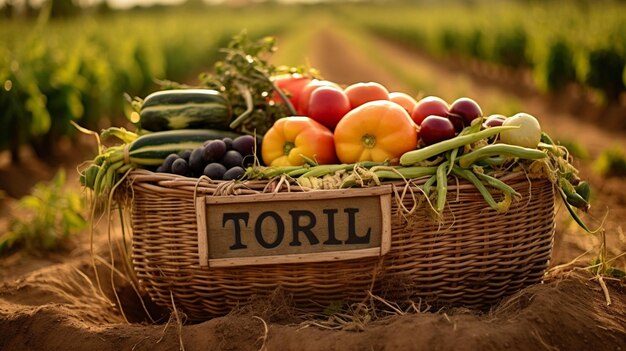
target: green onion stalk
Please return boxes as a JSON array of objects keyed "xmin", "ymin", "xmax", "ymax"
[{"xmin": 76, "ymin": 126, "xmax": 140, "ymax": 206}]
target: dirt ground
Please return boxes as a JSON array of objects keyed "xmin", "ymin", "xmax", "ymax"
[{"xmin": 1, "ymin": 24, "xmax": 626, "ymax": 350}]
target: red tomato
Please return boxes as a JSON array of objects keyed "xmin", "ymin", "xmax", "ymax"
[
  {"xmin": 307, "ymin": 86, "xmax": 351, "ymax": 130},
  {"xmin": 411, "ymin": 96, "xmax": 449, "ymax": 125},
  {"xmin": 389, "ymin": 92, "xmax": 418, "ymax": 114},
  {"xmin": 271, "ymin": 74, "xmax": 312, "ymax": 110},
  {"xmin": 344, "ymin": 82, "xmax": 389, "ymax": 109},
  {"xmin": 297, "ymin": 79, "xmax": 341, "ymax": 115}
]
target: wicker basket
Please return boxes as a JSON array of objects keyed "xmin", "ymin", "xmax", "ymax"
[{"xmin": 127, "ymin": 170, "xmax": 555, "ymax": 321}]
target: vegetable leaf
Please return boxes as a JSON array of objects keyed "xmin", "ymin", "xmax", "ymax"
[{"xmin": 199, "ymin": 31, "xmax": 314, "ymax": 135}]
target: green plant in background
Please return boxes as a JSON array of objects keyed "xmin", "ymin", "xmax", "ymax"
[
  {"xmin": 467, "ymin": 28, "xmax": 487, "ymax": 60},
  {"xmin": 593, "ymin": 146, "xmax": 626, "ymax": 177},
  {"xmin": 544, "ymin": 39, "xmax": 577, "ymax": 92},
  {"xmin": 586, "ymin": 47, "xmax": 626, "ymax": 103},
  {"xmin": 0, "ymin": 169, "xmax": 86, "ymax": 255},
  {"xmin": 492, "ymin": 25, "xmax": 529, "ymax": 68}
]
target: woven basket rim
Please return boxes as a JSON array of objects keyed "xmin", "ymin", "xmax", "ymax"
[{"xmin": 125, "ymin": 168, "xmax": 547, "ymax": 195}]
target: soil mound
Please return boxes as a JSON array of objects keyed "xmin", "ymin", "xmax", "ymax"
[{"xmin": 1, "ymin": 248, "xmax": 624, "ymax": 351}]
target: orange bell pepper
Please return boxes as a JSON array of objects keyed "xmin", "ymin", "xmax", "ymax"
[
  {"xmin": 261, "ymin": 116, "xmax": 338, "ymax": 166},
  {"xmin": 334, "ymin": 100, "xmax": 418, "ymax": 164}
]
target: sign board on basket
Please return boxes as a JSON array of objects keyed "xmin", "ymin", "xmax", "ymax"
[{"xmin": 195, "ymin": 185, "xmax": 393, "ymax": 267}]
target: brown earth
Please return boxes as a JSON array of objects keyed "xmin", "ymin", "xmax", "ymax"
[{"xmin": 1, "ymin": 23, "xmax": 626, "ymax": 351}]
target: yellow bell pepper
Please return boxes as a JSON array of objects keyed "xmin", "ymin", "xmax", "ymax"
[{"xmin": 261, "ymin": 117, "xmax": 338, "ymax": 166}]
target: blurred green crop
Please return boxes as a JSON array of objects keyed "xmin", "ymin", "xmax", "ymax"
[
  {"xmin": 594, "ymin": 146, "xmax": 626, "ymax": 177},
  {"xmin": 0, "ymin": 4, "xmax": 296, "ymax": 162},
  {"xmin": 343, "ymin": 0, "xmax": 626, "ymax": 102},
  {"xmin": 0, "ymin": 169, "xmax": 86, "ymax": 255}
]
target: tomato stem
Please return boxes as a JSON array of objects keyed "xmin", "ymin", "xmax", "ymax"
[
  {"xmin": 283, "ymin": 141, "xmax": 296, "ymax": 155},
  {"xmin": 361, "ymin": 134, "xmax": 376, "ymax": 148}
]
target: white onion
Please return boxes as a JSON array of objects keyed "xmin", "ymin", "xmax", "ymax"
[{"xmin": 500, "ymin": 113, "xmax": 542, "ymax": 148}]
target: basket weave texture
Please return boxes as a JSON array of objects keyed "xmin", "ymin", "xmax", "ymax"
[{"xmin": 127, "ymin": 170, "xmax": 555, "ymax": 321}]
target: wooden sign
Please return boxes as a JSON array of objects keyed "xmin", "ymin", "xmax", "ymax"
[{"xmin": 196, "ymin": 185, "xmax": 392, "ymax": 267}]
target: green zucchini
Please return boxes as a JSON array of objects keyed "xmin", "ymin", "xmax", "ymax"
[
  {"xmin": 139, "ymin": 89, "xmax": 232, "ymax": 132},
  {"xmin": 128, "ymin": 129, "xmax": 243, "ymax": 166}
]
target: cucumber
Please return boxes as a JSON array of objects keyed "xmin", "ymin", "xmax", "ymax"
[
  {"xmin": 128, "ymin": 129, "xmax": 243, "ymax": 166},
  {"xmin": 139, "ymin": 89, "xmax": 232, "ymax": 132}
]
